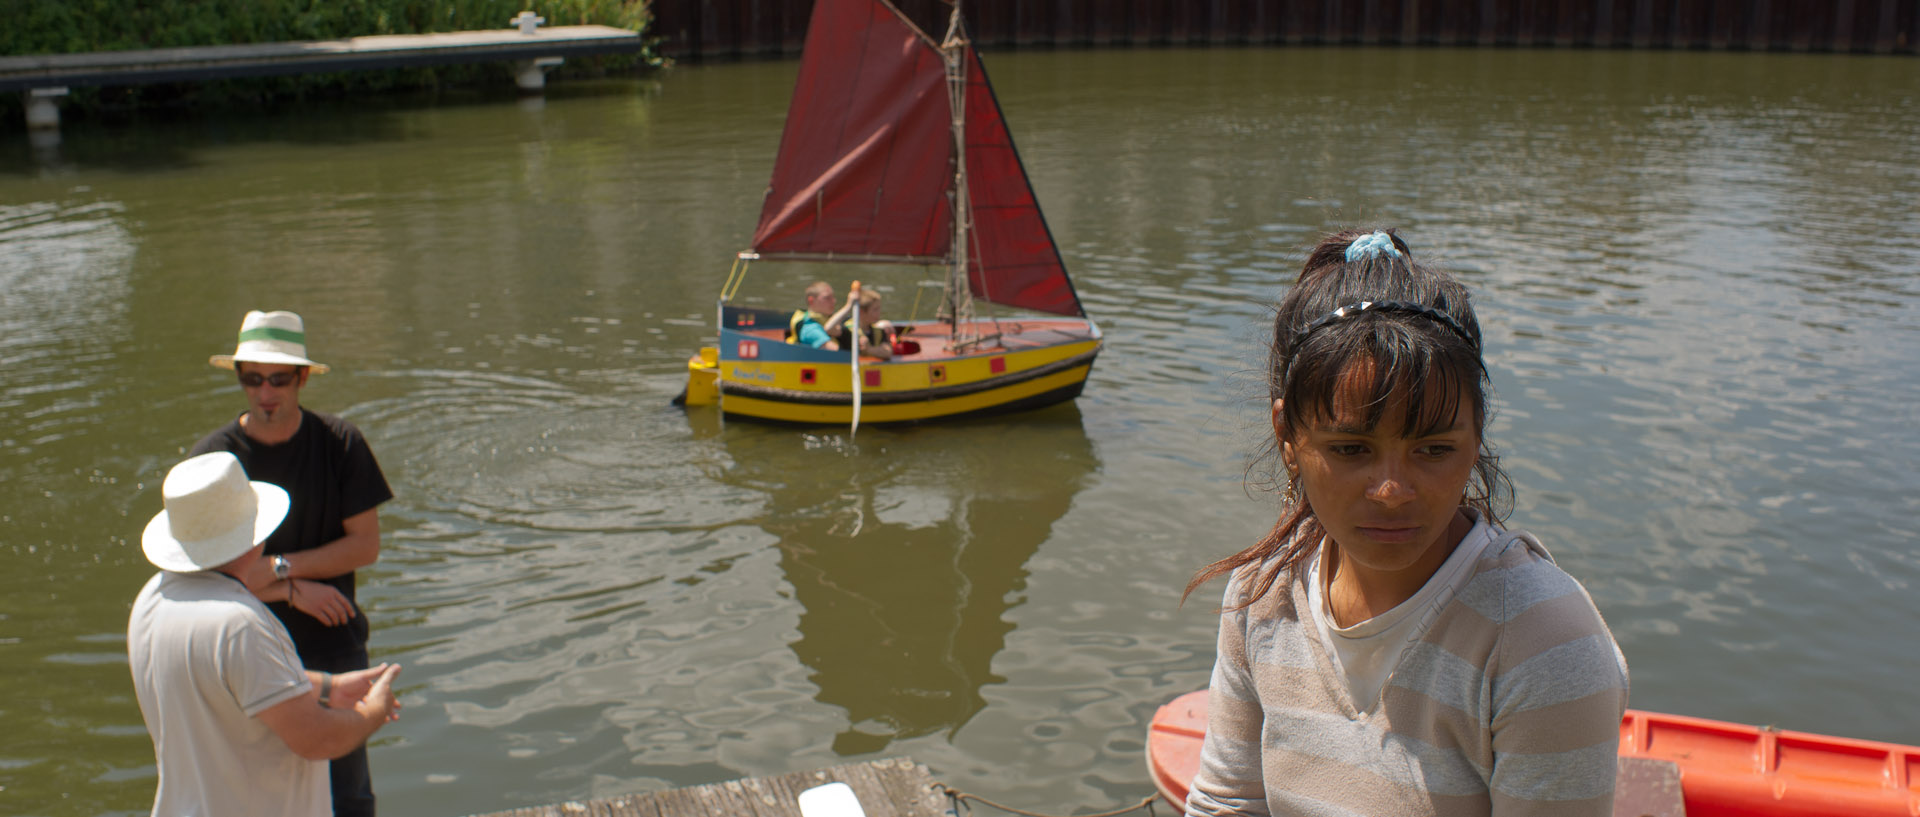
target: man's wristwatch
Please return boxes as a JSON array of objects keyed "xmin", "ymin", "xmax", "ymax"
[{"xmin": 272, "ymin": 555, "xmax": 291, "ymax": 581}]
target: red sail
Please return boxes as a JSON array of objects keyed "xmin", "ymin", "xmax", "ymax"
[
  {"xmin": 959, "ymin": 46, "xmax": 1083, "ymax": 317},
  {"xmin": 749, "ymin": 0, "xmax": 1084, "ymax": 318}
]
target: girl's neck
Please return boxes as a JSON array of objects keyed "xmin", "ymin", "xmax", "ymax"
[{"xmin": 1322, "ymin": 509, "xmax": 1474, "ymax": 627}]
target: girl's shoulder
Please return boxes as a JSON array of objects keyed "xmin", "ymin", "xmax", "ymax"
[
  {"xmin": 1459, "ymin": 530, "xmax": 1630, "ymax": 716},
  {"xmin": 1459, "ymin": 529, "xmax": 1608, "ymax": 627}
]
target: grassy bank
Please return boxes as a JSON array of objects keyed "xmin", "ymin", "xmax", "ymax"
[{"xmin": 3, "ymin": 0, "xmax": 655, "ymax": 124}]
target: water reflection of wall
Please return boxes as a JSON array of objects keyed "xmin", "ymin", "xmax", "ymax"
[{"xmin": 716, "ymin": 405, "xmax": 1099, "ymax": 755}]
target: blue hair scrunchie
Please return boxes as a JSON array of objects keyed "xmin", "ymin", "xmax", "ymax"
[{"xmin": 1344, "ymin": 231, "xmax": 1402, "ymax": 262}]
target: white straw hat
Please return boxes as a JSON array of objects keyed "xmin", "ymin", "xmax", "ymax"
[
  {"xmin": 142, "ymin": 452, "xmax": 290, "ymax": 572},
  {"xmin": 209, "ymin": 310, "xmax": 330, "ymax": 373}
]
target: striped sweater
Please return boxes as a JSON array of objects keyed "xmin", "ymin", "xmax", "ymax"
[{"xmin": 1186, "ymin": 530, "xmax": 1629, "ymax": 817}]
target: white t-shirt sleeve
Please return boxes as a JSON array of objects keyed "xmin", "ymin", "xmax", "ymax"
[{"xmin": 228, "ymin": 614, "xmax": 312, "ymax": 717}]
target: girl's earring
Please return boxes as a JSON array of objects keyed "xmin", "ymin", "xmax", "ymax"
[{"xmin": 1283, "ymin": 472, "xmax": 1302, "ymax": 506}]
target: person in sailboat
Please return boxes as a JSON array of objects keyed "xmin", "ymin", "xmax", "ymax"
[
  {"xmin": 821, "ymin": 286, "xmax": 899, "ymax": 360},
  {"xmin": 1182, "ymin": 229, "xmax": 1628, "ymax": 817},
  {"xmin": 785, "ymin": 281, "xmax": 839, "ymax": 349}
]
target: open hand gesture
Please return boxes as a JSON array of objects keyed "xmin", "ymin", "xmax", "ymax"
[{"xmin": 329, "ymin": 663, "xmax": 403, "ymax": 721}]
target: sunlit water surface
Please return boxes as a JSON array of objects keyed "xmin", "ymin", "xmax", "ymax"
[{"xmin": 2, "ymin": 47, "xmax": 1916, "ymax": 817}]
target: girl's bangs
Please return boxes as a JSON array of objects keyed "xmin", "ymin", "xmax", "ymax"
[{"xmin": 1283, "ymin": 323, "xmax": 1483, "ymax": 437}]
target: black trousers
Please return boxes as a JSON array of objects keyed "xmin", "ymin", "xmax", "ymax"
[{"xmin": 307, "ymin": 648, "xmax": 376, "ymax": 817}]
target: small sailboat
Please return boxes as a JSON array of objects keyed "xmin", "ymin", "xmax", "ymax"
[{"xmin": 679, "ymin": 0, "xmax": 1101, "ymax": 425}]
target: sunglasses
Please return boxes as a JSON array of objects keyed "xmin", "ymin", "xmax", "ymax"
[{"xmin": 238, "ymin": 371, "xmax": 299, "ymax": 388}]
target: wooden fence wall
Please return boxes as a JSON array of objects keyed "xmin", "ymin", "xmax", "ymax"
[{"xmin": 649, "ymin": 0, "xmax": 1918, "ymax": 59}]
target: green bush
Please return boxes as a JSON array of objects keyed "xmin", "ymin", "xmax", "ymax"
[{"xmin": 2, "ymin": 0, "xmax": 656, "ymax": 121}]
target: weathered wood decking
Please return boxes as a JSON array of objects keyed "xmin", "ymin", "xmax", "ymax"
[{"xmin": 467, "ymin": 758, "xmax": 950, "ymax": 817}]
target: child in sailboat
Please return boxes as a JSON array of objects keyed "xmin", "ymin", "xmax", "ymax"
[
  {"xmin": 822, "ymin": 287, "xmax": 898, "ymax": 360},
  {"xmin": 1182, "ymin": 229, "xmax": 1628, "ymax": 817},
  {"xmin": 786, "ymin": 281, "xmax": 839, "ymax": 349}
]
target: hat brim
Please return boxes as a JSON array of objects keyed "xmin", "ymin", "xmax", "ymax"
[
  {"xmin": 141, "ymin": 481, "xmax": 291, "ymax": 572},
  {"xmin": 210, "ymin": 353, "xmax": 329, "ymax": 374}
]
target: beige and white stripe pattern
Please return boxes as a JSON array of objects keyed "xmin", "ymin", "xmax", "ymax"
[{"xmin": 1187, "ymin": 532, "xmax": 1629, "ymax": 817}]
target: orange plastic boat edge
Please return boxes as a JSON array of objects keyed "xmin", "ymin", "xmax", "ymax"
[
  {"xmin": 1619, "ymin": 709, "xmax": 1920, "ymax": 817},
  {"xmin": 1147, "ymin": 691, "xmax": 1920, "ymax": 817},
  {"xmin": 1146, "ymin": 690, "xmax": 1209, "ymax": 810}
]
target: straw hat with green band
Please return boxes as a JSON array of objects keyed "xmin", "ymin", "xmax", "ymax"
[{"xmin": 208, "ymin": 310, "xmax": 330, "ymax": 373}]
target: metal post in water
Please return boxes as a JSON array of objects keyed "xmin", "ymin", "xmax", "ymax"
[{"xmin": 25, "ymin": 87, "xmax": 67, "ymax": 131}]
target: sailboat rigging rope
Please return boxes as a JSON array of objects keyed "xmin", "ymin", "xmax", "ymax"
[
  {"xmin": 910, "ymin": 275, "xmax": 931, "ymax": 321},
  {"xmin": 932, "ymin": 783, "xmax": 1161, "ymax": 817},
  {"xmin": 721, "ymin": 255, "xmax": 751, "ymax": 302}
]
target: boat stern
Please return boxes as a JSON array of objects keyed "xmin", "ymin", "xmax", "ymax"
[{"xmin": 682, "ymin": 346, "xmax": 721, "ymax": 406}]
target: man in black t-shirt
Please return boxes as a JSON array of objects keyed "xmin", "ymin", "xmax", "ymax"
[{"xmin": 189, "ymin": 310, "xmax": 393, "ymax": 817}]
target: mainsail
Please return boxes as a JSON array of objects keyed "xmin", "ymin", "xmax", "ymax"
[{"xmin": 749, "ymin": 0, "xmax": 1084, "ymax": 318}]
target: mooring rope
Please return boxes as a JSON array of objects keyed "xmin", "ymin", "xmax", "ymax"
[{"xmin": 931, "ymin": 783, "xmax": 1160, "ymax": 817}]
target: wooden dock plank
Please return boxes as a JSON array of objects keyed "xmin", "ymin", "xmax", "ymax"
[
  {"xmin": 0, "ymin": 26, "xmax": 642, "ymax": 93},
  {"xmin": 465, "ymin": 758, "xmax": 947, "ymax": 817}
]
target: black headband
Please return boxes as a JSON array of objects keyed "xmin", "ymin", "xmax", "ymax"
[{"xmin": 1293, "ymin": 300, "xmax": 1481, "ymax": 353}]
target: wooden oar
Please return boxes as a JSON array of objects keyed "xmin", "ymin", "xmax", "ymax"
[{"xmin": 849, "ymin": 281, "xmax": 862, "ymax": 436}]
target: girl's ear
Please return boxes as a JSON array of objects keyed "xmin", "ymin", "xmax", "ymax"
[{"xmin": 1272, "ymin": 398, "xmax": 1295, "ymax": 472}]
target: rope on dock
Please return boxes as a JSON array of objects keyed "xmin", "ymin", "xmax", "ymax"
[{"xmin": 931, "ymin": 783, "xmax": 1161, "ymax": 817}]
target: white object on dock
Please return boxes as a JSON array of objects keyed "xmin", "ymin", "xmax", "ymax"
[
  {"xmin": 508, "ymin": 10, "xmax": 561, "ymax": 93},
  {"xmin": 510, "ymin": 11, "xmax": 546, "ymax": 35},
  {"xmin": 797, "ymin": 782, "xmax": 868, "ymax": 817}
]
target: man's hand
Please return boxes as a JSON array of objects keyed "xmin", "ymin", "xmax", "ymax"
[
  {"xmin": 288, "ymin": 579, "xmax": 358, "ymax": 627},
  {"xmin": 353, "ymin": 664, "xmax": 403, "ymax": 723},
  {"xmin": 328, "ymin": 664, "xmax": 403, "ymax": 721},
  {"xmin": 262, "ymin": 663, "xmax": 405, "ymax": 760}
]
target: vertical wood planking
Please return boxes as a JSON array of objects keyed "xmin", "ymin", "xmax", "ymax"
[
  {"xmin": 1871, "ymin": 0, "xmax": 1897, "ymax": 53},
  {"xmin": 648, "ymin": 0, "xmax": 1920, "ymax": 58}
]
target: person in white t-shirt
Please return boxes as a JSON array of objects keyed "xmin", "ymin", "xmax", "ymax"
[{"xmin": 128, "ymin": 452, "xmax": 402, "ymax": 817}]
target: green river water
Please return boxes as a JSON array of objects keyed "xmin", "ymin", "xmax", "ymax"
[{"xmin": 2, "ymin": 46, "xmax": 1917, "ymax": 816}]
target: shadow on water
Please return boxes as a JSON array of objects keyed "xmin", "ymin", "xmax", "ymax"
[{"xmin": 713, "ymin": 404, "xmax": 1099, "ymax": 755}]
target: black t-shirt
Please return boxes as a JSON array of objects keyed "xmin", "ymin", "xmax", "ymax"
[{"xmin": 189, "ymin": 408, "xmax": 393, "ymax": 662}]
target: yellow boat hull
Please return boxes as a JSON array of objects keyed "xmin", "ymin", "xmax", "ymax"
[{"xmin": 682, "ymin": 309, "xmax": 1101, "ymax": 425}]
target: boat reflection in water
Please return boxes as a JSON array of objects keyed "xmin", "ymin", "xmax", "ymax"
[{"xmin": 713, "ymin": 404, "xmax": 1098, "ymax": 755}]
